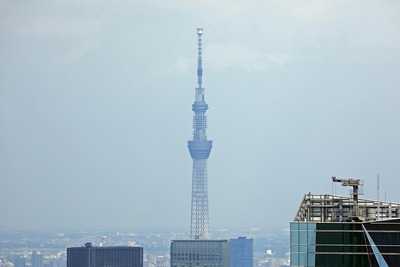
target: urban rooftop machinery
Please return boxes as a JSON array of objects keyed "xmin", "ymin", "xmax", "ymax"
[
  {"xmin": 294, "ymin": 177, "xmax": 400, "ymax": 223},
  {"xmin": 332, "ymin": 176, "xmax": 362, "ymax": 221}
]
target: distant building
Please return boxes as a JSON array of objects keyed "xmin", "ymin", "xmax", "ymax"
[
  {"xmin": 13, "ymin": 257, "xmax": 27, "ymax": 267},
  {"xmin": 170, "ymin": 239, "xmax": 230, "ymax": 267},
  {"xmin": 43, "ymin": 262, "xmax": 54, "ymax": 267},
  {"xmin": 229, "ymin": 237, "xmax": 253, "ymax": 267},
  {"xmin": 67, "ymin": 245, "xmax": 143, "ymax": 267},
  {"xmin": 31, "ymin": 252, "xmax": 43, "ymax": 267},
  {"xmin": 290, "ymin": 177, "xmax": 400, "ymax": 266}
]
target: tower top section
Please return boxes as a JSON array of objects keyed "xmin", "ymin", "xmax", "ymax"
[
  {"xmin": 190, "ymin": 28, "xmax": 211, "ymax": 143},
  {"xmin": 195, "ymin": 28, "xmax": 204, "ymax": 103}
]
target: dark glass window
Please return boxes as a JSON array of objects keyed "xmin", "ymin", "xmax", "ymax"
[
  {"xmin": 325, "ymin": 232, "xmax": 336, "ymax": 245},
  {"xmin": 327, "ymin": 254, "xmax": 335, "ymax": 266},
  {"xmin": 335, "ymin": 232, "xmax": 344, "ymax": 244},
  {"xmin": 316, "ymin": 254, "xmax": 327, "ymax": 266},
  {"xmin": 343, "ymin": 224, "xmax": 351, "ymax": 231},
  {"xmin": 335, "ymin": 254, "xmax": 344, "ymax": 267}
]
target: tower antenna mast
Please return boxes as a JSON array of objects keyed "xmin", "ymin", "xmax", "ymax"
[{"xmin": 188, "ymin": 28, "xmax": 212, "ymax": 239}]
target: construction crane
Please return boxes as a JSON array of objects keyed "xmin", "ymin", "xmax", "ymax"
[{"xmin": 332, "ymin": 176, "xmax": 362, "ymax": 221}]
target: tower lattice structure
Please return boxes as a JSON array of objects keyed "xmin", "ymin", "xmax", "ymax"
[{"xmin": 188, "ymin": 28, "xmax": 212, "ymax": 240}]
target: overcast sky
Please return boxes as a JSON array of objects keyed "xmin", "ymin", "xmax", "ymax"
[{"xmin": 1, "ymin": 0, "xmax": 400, "ymax": 233}]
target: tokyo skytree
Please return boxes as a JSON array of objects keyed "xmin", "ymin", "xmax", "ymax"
[{"xmin": 188, "ymin": 28, "xmax": 212, "ymax": 239}]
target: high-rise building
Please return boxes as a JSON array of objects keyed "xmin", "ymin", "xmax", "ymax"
[
  {"xmin": 188, "ymin": 27, "xmax": 212, "ymax": 240},
  {"xmin": 290, "ymin": 177, "xmax": 400, "ymax": 267},
  {"xmin": 229, "ymin": 237, "xmax": 253, "ymax": 267},
  {"xmin": 170, "ymin": 239, "xmax": 230, "ymax": 267},
  {"xmin": 67, "ymin": 244, "xmax": 143, "ymax": 267},
  {"xmin": 31, "ymin": 252, "xmax": 43, "ymax": 267}
]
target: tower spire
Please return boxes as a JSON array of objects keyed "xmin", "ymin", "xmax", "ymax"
[
  {"xmin": 197, "ymin": 28, "xmax": 203, "ymax": 93},
  {"xmin": 188, "ymin": 28, "xmax": 212, "ymax": 239}
]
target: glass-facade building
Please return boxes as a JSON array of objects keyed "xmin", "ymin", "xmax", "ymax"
[
  {"xmin": 229, "ymin": 237, "xmax": 253, "ymax": 267},
  {"xmin": 170, "ymin": 239, "xmax": 230, "ymax": 267},
  {"xmin": 13, "ymin": 256, "xmax": 26, "ymax": 267},
  {"xmin": 290, "ymin": 194, "xmax": 400, "ymax": 267},
  {"xmin": 31, "ymin": 252, "xmax": 43, "ymax": 267},
  {"xmin": 67, "ymin": 246, "xmax": 143, "ymax": 267}
]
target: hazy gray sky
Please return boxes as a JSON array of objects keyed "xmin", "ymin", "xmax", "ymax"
[{"xmin": 1, "ymin": 0, "xmax": 399, "ymax": 232}]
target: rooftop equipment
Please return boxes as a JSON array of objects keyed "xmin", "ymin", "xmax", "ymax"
[{"xmin": 332, "ymin": 176, "xmax": 363, "ymax": 221}]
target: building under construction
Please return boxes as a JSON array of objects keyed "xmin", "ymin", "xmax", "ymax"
[{"xmin": 290, "ymin": 176, "xmax": 400, "ymax": 267}]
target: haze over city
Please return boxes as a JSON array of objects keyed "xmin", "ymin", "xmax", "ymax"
[{"xmin": 1, "ymin": 1, "xmax": 399, "ymax": 232}]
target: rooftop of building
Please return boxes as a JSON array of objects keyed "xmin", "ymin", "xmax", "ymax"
[
  {"xmin": 171, "ymin": 239, "xmax": 228, "ymax": 242},
  {"xmin": 294, "ymin": 176, "xmax": 400, "ymax": 223},
  {"xmin": 294, "ymin": 193, "xmax": 400, "ymax": 223},
  {"xmin": 68, "ymin": 244, "xmax": 142, "ymax": 249}
]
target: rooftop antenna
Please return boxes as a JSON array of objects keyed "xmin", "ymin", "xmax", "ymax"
[{"xmin": 377, "ymin": 174, "xmax": 380, "ymax": 221}]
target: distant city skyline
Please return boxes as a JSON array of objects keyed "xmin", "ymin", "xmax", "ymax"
[
  {"xmin": 0, "ymin": 228, "xmax": 290, "ymax": 267},
  {"xmin": 1, "ymin": 1, "xmax": 400, "ymax": 231}
]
